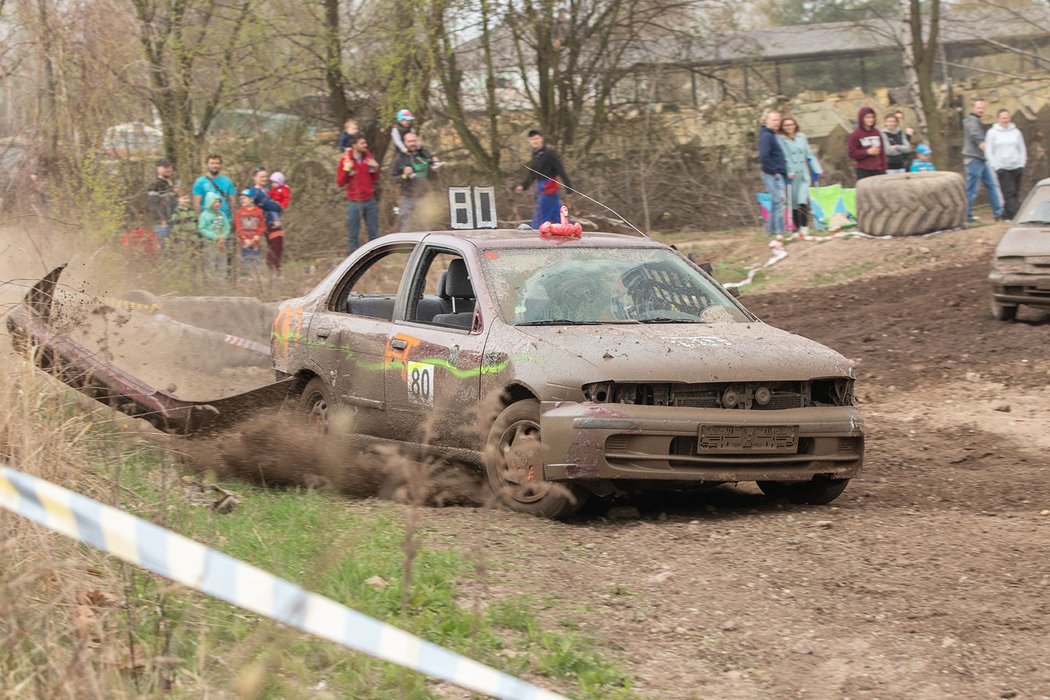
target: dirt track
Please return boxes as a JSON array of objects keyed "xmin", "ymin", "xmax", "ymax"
[
  {"xmin": 6, "ymin": 222, "xmax": 1050, "ymax": 698},
  {"xmin": 423, "ymin": 232, "xmax": 1050, "ymax": 699}
]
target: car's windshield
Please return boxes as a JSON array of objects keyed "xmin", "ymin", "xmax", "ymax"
[
  {"xmin": 1016, "ymin": 185, "xmax": 1050, "ymax": 225},
  {"xmin": 481, "ymin": 247, "xmax": 750, "ymax": 325}
]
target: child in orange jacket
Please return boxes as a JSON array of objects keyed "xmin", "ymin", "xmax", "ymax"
[{"xmin": 233, "ymin": 191, "xmax": 265, "ymax": 279}]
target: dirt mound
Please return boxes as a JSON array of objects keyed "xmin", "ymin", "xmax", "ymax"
[
  {"xmin": 180, "ymin": 413, "xmax": 486, "ymax": 508},
  {"xmin": 745, "ymin": 258, "xmax": 1050, "ymax": 388}
]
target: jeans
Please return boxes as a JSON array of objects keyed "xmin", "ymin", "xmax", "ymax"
[
  {"xmin": 965, "ymin": 158, "xmax": 1003, "ymax": 219},
  {"xmin": 203, "ymin": 241, "xmax": 227, "ymax": 281},
  {"xmin": 761, "ymin": 172, "xmax": 786, "ymax": 235},
  {"xmin": 240, "ymin": 247, "xmax": 262, "ymax": 279},
  {"xmin": 532, "ymin": 191, "xmax": 562, "ymax": 229},
  {"xmin": 154, "ymin": 224, "xmax": 170, "ymax": 248},
  {"xmin": 996, "ymin": 168, "xmax": 1024, "ymax": 220},
  {"xmin": 347, "ymin": 198, "xmax": 379, "ymax": 252}
]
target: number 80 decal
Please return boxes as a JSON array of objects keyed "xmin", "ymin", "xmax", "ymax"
[{"xmin": 406, "ymin": 362, "xmax": 434, "ymax": 406}]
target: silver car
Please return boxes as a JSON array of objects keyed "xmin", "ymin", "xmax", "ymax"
[{"xmin": 990, "ymin": 178, "xmax": 1050, "ymax": 321}]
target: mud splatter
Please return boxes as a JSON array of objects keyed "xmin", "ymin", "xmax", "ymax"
[{"xmin": 179, "ymin": 413, "xmax": 487, "ymax": 508}]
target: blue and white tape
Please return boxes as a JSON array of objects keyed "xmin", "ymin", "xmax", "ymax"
[{"xmin": 0, "ymin": 465, "xmax": 564, "ymax": 700}]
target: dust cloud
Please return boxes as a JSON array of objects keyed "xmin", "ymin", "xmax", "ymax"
[{"xmin": 179, "ymin": 413, "xmax": 487, "ymax": 507}]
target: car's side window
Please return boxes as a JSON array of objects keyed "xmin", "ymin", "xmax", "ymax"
[
  {"xmin": 334, "ymin": 248, "xmax": 413, "ymax": 320},
  {"xmin": 406, "ymin": 248, "xmax": 477, "ymax": 330}
]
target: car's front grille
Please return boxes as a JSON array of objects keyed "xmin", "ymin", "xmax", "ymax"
[{"xmin": 585, "ymin": 379, "xmax": 854, "ymax": 409}]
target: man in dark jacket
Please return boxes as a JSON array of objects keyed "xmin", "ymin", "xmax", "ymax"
[
  {"xmin": 515, "ymin": 129, "xmax": 572, "ymax": 229},
  {"xmin": 758, "ymin": 110, "xmax": 787, "ymax": 236},
  {"xmin": 847, "ymin": 107, "xmax": 887, "ymax": 181},
  {"xmin": 147, "ymin": 158, "xmax": 177, "ymax": 247},
  {"xmin": 391, "ymin": 132, "xmax": 442, "ymax": 232},
  {"xmin": 962, "ymin": 98, "xmax": 1003, "ymax": 222}
]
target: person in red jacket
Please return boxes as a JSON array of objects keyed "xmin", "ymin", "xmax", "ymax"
[
  {"xmin": 336, "ymin": 134, "xmax": 380, "ymax": 253},
  {"xmin": 847, "ymin": 106, "xmax": 887, "ymax": 181}
]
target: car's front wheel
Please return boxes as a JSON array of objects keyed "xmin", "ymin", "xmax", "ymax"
[
  {"xmin": 990, "ymin": 297, "xmax": 1017, "ymax": 321},
  {"xmin": 298, "ymin": 376, "xmax": 331, "ymax": 431},
  {"xmin": 757, "ymin": 477, "xmax": 849, "ymax": 505},
  {"xmin": 484, "ymin": 399, "xmax": 586, "ymax": 518}
]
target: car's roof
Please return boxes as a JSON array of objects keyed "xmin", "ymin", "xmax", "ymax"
[{"xmin": 416, "ymin": 229, "xmax": 667, "ymax": 250}]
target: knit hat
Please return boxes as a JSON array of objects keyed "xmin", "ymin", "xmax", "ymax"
[
  {"xmin": 269, "ymin": 171, "xmax": 285, "ymax": 186},
  {"xmin": 916, "ymin": 143, "xmax": 932, "ymax": 155},
  {"xmin": 396, "ymin": 109, "xmax": 415, "ymax": 122}
]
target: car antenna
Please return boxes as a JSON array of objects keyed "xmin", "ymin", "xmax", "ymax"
[{"xmin": 523, "ymin": 165, "xmax": 650, "ymax": 238}]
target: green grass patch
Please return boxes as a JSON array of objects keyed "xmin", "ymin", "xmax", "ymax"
[{"xmin": 97, "ymin": 450, "xmax": 637, "ymax": 699}]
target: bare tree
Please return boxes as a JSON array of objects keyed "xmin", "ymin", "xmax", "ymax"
[
  {"xmin": 900, "ymin": 0, "xmax": 947, "ymax": 167},
  {"xmin": 126, "ymin": 0, "xmax": 254, "ymax": 170}
]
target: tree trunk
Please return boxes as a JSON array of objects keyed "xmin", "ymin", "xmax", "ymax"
[
  {"xmin": 323, "ymin": 0, "xmax": 350, "ymax": 125},
  {"xmin": 905, "ymin": 0, "xmax": 948, "ymax": 170}
]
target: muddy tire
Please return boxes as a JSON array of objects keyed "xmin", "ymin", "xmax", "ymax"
[
  {"xmin": 990, "ymin": 297, "xmax": 1017, "ymax": 321},
  {"xmin": 484, "ymin": 399, "xmax": 587, "ymax": 519},
  {"xmin": 856, "ymin": 172, "xmax": 966, "ymax": 237},
  {"xmin": 757, "ymin": 477, "xmax": 849, "ymax": 505},
  {"xmin": 298, "ymin": 377, "xmax": 331, "ymax": 431}
]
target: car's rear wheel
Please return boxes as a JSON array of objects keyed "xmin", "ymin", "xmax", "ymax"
[
  {"xmin": 990, "ymin": 297, "xmax": 1017, "ymax": 321},
  {"xmin": 757, "ymin": 477, "xmax": 849, "ymax": 505},
  {"xmin": 485, "ymin": 399, "xmax": 586, "ymax": 518},
  {"xmin": 298, "ymin": 376, "xmax": 331, "ymax": 431}
]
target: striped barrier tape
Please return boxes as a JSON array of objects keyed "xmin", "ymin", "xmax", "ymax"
[
  {"xmin": 725, "ymin": 229, "xmax": 895, "ymax": 290},
  {"xmin": 98, "ymin": 297, "xmax": 270, "ymax": 357},
  {"xmin": 0, "ymin": 465, "xmax": 565, "ymax": 700}
]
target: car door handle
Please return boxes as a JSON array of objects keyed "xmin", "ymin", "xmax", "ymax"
[
  {"xmin": 315, "ymin": 327, "xmax": 331, "ymax": 339},
  {"xmin": 390, "ymin": 338, "xmax": 408, "ymax": 350}
]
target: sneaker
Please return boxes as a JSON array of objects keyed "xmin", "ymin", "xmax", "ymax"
[{"xmin": 967, "ymin": 215, "xmax": 981, "ymax": 223}]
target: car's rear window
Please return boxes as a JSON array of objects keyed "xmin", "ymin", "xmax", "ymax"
[
  {"xmin": 480, "ymin": 247, "xmax": 749, "ymax": 325},
  {"xmin": 1016, "ymin": 185, "xmax": 1050, "ymax": 225}
]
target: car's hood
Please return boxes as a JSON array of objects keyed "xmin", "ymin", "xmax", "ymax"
[
  {"xmin": 517, "ymin": 322, "xmax": 853, "ymax": 383},
  {"xmin": 995, "ymin": 225, "xmax": 1050, "ymax": 258}
]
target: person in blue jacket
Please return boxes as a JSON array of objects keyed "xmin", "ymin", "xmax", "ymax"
[{"xmin": 758, "ymin": 110, "xmax": 788, "ymax": 236}]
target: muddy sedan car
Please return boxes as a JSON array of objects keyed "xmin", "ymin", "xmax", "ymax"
[
  {"xmin": 989, "ymin": 178, "xmax": 1050, "ymax": 321},
  {"xmin": 267, "ymin": 229, "xmax": 864, "ymax": 517}
]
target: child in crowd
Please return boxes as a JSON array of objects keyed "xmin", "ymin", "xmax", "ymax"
[
  {"xmin": 268, "ymin": 172, "xmax": 291, "ymax": 218},
  {"xmin": 909, "ymin": 143, "xmax": 937, "ymax": 172},
  {"xmin": 390, "ymin": 109, "xmax": 415, "ymax": 155},
  {"xmin": 266, "ymin": 172, "xmax": 290, "ymax": 276},
  {"xmin": 234, "ymin": 190, "xmax": 265, "ymax": 279},
  {"xmin": 198, "ymin": 191, "xmax": 230, "ymax": 281},
  {"xmin": 169, "ymin": 191, "xmax": 198, "ymax": 248},
  {"xmin": 337, "ymin": 118, "xmax": 359, "ymax": 151}
]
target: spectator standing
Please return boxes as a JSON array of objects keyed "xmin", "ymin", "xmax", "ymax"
[
  {"xmin": 776, "ymin": 115, "xmax": 822, "ymax": 234},
  {"xmin": 390, "ymin": 132, "xmax": 442, "ymax": 232},
  {"xmin": 192, "ymin": 154, "xmax": 237, "ymax": 219},
  {"xmin": 909, "ymin": 144, "xmax": 937, "ymax": 172},
  {"xmin": 198, "ymin": 191, "xmax": 230, "ymax": 281},
  {"xmin": 894, "ymin": 110, "xmax": 916, "ymax": 171},
  {"xmin": 337, "ymin": 118, "xmax": 359, "ymax": 152},
  {"xmin": 169, "ymin": 190, "xmax": 198, "ymax": 253},
  {"xmin": 962, "ymin": 99, "xmax": 1004, "ymax": 222},
  {"xmin": 758, "ymin": 110, "xmax": 788, "ymax": 236},
  {"xmin": 234, "ymin": 190, "xmax": 265, "ymax": 280},
  {"xmin": 881, "ymin": 114, "xmax": 912, "ymax": 174},
  {"xmin": 337, "ymin": 134, "xmax": 381, "ymax": 252},
  {"xmin": 986, "ymin": 108, "xmax": 1027, "ymax": 220},
  {"xmin": 847, "ymin": 107, "xmax": 887, "ymax": 181},
  {"xmin": 390, "ymin": 110, "xmax": 415, "ymax": 156},
  {"xmin": 147, "ymin": 158, "xmax": 177, "ymax": 247},
  {"xmin": 515, "ymin": 129, "xmax": 572, "ymax": 229},
  {"xmin": 246, "ymin": 168, "xmax": 285, "ymax": 274}
]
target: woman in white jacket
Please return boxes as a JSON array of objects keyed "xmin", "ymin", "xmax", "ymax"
[{"xmin": 986, "ymin": 109, "xmax": 1027, "ymax": 220}]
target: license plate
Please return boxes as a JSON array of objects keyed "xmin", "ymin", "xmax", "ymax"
[{"xmin": 698, "ymin": 425, "xmax": 799, "ymax": 453}]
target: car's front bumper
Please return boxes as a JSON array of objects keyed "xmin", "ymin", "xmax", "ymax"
[
  {"xmin": 541, "ymin": 401, "xmax": 864, "ymax": 483},
  {"xmin": 989, "ymin": 272, "xmax": 1050, "ymax": 307}
]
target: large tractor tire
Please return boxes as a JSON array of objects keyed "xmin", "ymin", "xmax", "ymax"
[{"xmin": 856, "ymin": 171, "xmax": 966, "ymax": 237}]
